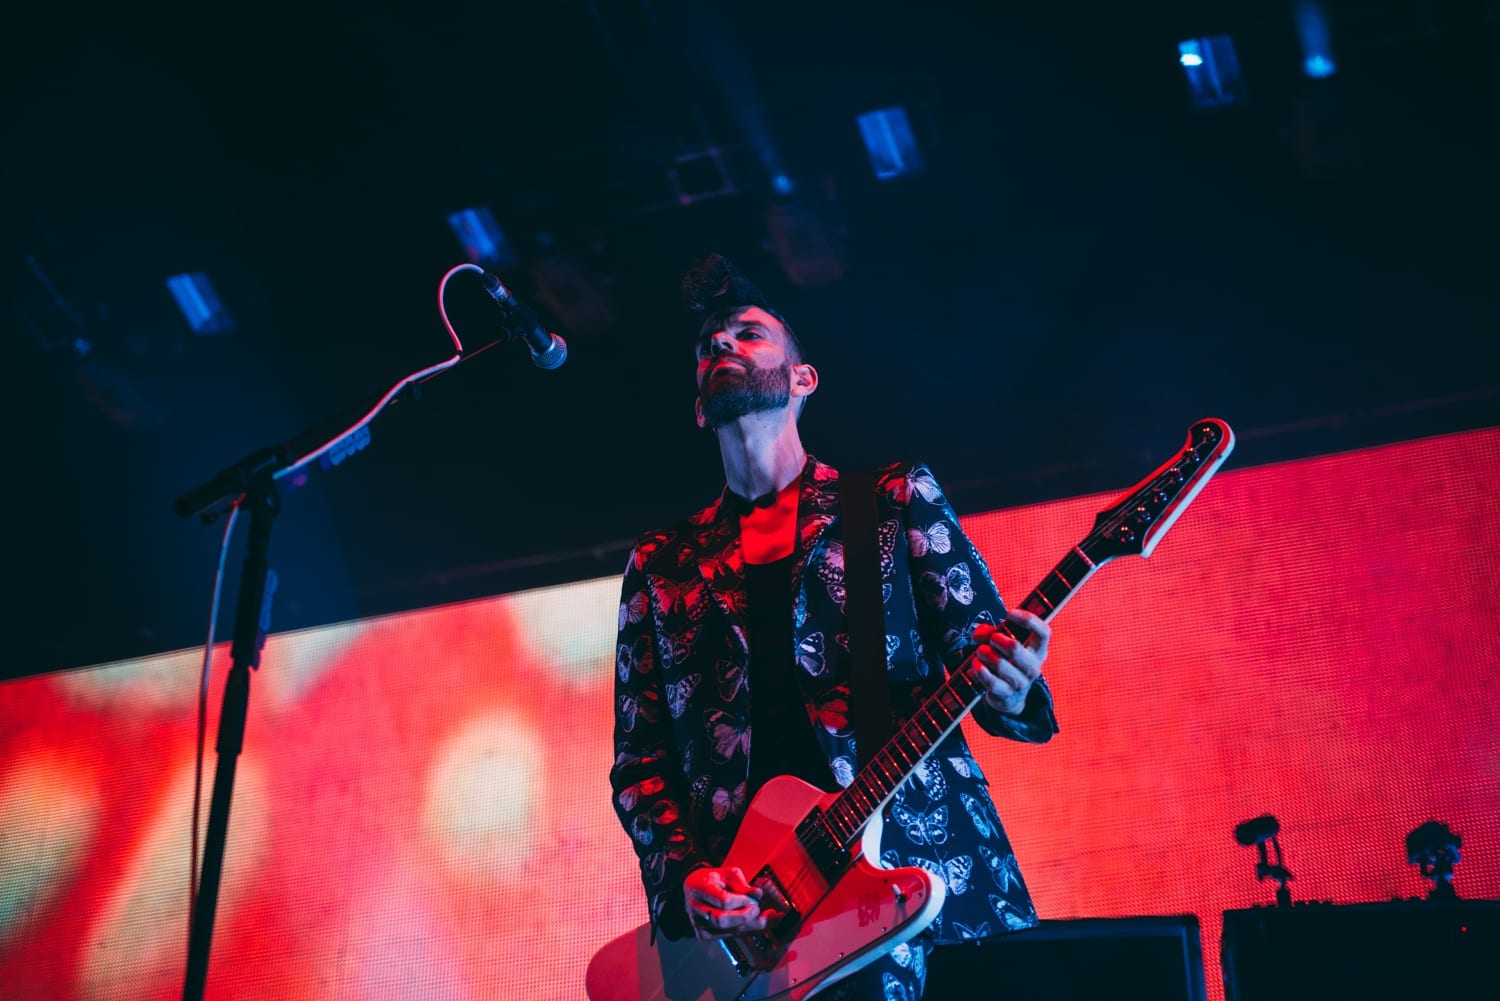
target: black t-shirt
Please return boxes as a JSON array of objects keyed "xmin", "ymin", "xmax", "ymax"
[{"xmin": 744, "ymin": 554, "xmax": 834, "ymax": 800}]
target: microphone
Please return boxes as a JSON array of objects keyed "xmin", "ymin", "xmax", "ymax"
[
  {"xmin": 1234, "ymin": 814, "xmax": 1280, "ymax": 846},
  {"xmin": 479, "ymin": 272, "xmax": 568, "ymax": 370}
]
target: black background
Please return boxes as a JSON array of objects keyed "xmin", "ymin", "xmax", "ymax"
[{"xmin": 5, "ymin": 0, "xmax": 1497, "ymax": 680}]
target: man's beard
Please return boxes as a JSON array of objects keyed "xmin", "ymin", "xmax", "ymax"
[{"xmin": 699, "ymin": 360, "xmax": 792, "ymax": 429}]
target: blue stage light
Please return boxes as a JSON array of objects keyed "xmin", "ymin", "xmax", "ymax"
[
  {"xmin": 856, "ymin": 106, "xmax": 924, "ymax": 180},
  {"xmin": 1177, "ymin": 36, "xmax": 1248, "ymax": 110},
  {"xmin": 1295, "ymin": 2, "xmax": 1338, "ymax": 79},
  {"xmin": 771, "ymin": 173, "xmax": 796, "ymax": 196},
  {"xmin": 447, "ymin": 206, "xmax": 518, "ymax": 269},
  {"xmin": 165, "ymin": 272, "xmax": 234, "ymax": 336}
]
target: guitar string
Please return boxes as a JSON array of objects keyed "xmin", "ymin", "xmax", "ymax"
[
  {"xmin": 758, "ymin": 431, "xmax": 1225, "ymax": 921},
  {"xmin": 819, "ymin": 428, "xmax": 1222, "ymax": 849},
  {"xmin": 715, "ymin": 435, "xmax": 1228, "ymax": 994}
]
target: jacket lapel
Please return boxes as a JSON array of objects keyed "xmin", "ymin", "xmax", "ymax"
[
  {"xmin": 689, "ymin": 492, "xmax": 750, "ymax": 659},
  {"xmin": 790, "ymin": 456, "xmax": 841, "ymax": 600},
  {"xmin": 689, "ymin": 455, "xmax": 843, "ymax": 660}
]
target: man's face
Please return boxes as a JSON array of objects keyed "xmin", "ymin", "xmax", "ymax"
[{"xmin": 694, "ymin": 307, "xmax": 795, "ymax": 429}]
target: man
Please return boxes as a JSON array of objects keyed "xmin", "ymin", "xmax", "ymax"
[{"xmin": 609, "ymin": 254, "xmax": 1058, "ymax": 1000}]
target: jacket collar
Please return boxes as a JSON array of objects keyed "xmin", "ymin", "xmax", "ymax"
[{"xmin": 689, "ymin": 454, "xmax": 842, "ymax": 656}]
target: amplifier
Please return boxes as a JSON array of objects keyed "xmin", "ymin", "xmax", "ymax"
[
  {"xmin": 1221, "ymin": 899, "xmax": 1500, "ymax": 1000},
  {"xmin": 924, "ymin": 914, "xmax": 1207, "ymax": 1001}
]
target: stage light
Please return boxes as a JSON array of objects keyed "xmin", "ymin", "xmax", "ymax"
[
  {"xmin": 1177, "ymin": 36, "xmax": 1248, "ymax": 109},
  {"xmin": 1234, "ymin": 813, "xmax": 1294, "ymax": 907},
  {"xmin": 447, "ymin": 206, "xmax": 518, "ymax": 269},
  {"xmin": 165, "ymin": 272, "xmax": 234, "ymax": 335},
  {"xmin": 668, "ymin": 147, "xmax": 739, "ymax": 206},
  {"xmin": 1406, "ymin": 820, "xmax": 1462, "ymax": 901},
  {"xmin": 771, "ymin": 173, "xmax": 796, "ymax": 196},
  {"xmin": 856, "ymin": 106, "xmax": 924, "ymax": 180},
  {"xmin": 1295, "ymin": 2, "xmax": 1338, "ymax": 78}
]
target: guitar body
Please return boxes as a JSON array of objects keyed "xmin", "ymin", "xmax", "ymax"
[{"xmin": 587, "ymin": 775, "xmax": 943, "ymax": 1001}]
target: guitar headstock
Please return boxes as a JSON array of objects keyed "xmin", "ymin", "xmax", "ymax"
[{"xmin": 1085, "ymin": 418, "xmax": 1235, "ymax": 563}]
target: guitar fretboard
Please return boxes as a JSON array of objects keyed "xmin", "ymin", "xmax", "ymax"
[
  {"xmin": 818, "ymin": 418, "xmax": 1230, "ymax": 853},
  {"xmin": 819, "ymin": 545, "xmax": 1100, "ymax": 851}
]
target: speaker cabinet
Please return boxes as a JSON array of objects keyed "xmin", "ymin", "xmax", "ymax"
[
  {"xmin": 1221, "ymin": 899, "xmax": 1500, "ymax": 1000},
  {"xmin": 924, "ymin": 915, "xmax": 1207, "ymax": 1001}
]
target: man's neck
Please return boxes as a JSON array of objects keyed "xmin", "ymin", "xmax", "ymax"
[{"xmin": 714, "ymin": 413, "xmax": 807, "ymax": 502}]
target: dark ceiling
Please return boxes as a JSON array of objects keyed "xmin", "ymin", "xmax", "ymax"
[{"xmin": 5, "ymin": 0, "xmax": 1498, "ymax": 680}]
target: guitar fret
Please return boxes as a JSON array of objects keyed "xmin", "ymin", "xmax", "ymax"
[
  {"xmin": 835, "ymin": 804, "xmax": 857, "ymax": 838},
  {"xmin": 892, "ymin": 739, "xmax": 916, "ymax": 770},
  {"xmin": 952, "ymin": 673, "xmax": 979, "ymax": 699},
  {"xmin": 939, "ymin": 685, "xmax": 965, "ymax": 716},
  {"xmin": 1037, "ymin": 577, "xmax": 1070, "ymax": 610},
  {"xmin": 918, "ymin": 708, "xmax": 943, "ymax": 742}
]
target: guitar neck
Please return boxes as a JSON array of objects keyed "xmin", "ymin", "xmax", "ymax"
[
  {"xmin": 817, "ymin": 416, "xmax": 1235, "ymax": 851},
  {"xmin": 818, "ymin": 545, "xmax": 1101, "ymax": 852}
]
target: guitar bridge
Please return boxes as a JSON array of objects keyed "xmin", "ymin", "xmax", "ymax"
[{"xmin": 718, "ymin": 867, "xmax": 801, "ymax": 975}]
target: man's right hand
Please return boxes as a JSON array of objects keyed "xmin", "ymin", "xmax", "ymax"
[{"xmin": 683, "ymin": 865, "xmax": 783, "ymax": 940}]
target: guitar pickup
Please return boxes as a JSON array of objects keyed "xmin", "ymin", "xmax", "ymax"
[{"xmin": 717, "ymin": 867, "xmax": 801, "ymax": 975}]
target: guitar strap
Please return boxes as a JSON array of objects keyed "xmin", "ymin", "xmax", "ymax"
[{"xmin": 839, "ymin": 469, "xmax": 891, "ymax": 771}]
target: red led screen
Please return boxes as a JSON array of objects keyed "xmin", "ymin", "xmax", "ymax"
[{"xmin": 2, "ymin": 428, "xmax": 1496, "ymax": 999}]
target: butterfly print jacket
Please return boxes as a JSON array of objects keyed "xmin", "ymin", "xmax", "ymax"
[{"xmin": 610, "ymin": 456, "xmax": 1059, "ymax": 944}]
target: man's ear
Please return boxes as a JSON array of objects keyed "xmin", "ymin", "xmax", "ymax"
[
  {"xmin": 791, "ymin": 362, "xmax": 818, "ymax": 399},
  {"xmin": 694, "ymin": 395, "xmax": 707, "ymax": 429}
]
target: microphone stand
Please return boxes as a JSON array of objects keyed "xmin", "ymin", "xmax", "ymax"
[
  {"xmin": 181, "ymin": 474, "xmax": 277, "ymax": 1001},
  {"xmin": 175, "ymin": 337, "xmax": 506, "ymax": 1001}
]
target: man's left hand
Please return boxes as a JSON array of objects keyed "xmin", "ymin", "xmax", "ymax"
[{"xmin": 969, "ymin": 609, "xmax": 1050, "ymax": 715}]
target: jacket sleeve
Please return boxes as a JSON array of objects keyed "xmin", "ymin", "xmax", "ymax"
[
  {"xmin": 608, "ymin": 547, "xmax": 710, "ymax": 941},
  {"xmin": 902, "ymin": 462, "xmax": 1059, "ymax": 744}
]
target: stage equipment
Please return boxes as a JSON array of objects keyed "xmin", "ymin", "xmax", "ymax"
[
  {"xmin": 924, "ymin": 916, "xmax": 1208, "ymax": 1001},
  {"xmin": 479, "ymin": 270, "xmax": 568, "ymax": 369},
  {"xmin": 1294, "ymin": 1, "xmax": 1338, "ymax": 78},
  {"xmin": 448, "ymin": 206, "xmax": 519, "ymax": 269},
  {"xmin": 166, "ymin": 271, "xmax": 234, "ymax": 335},
  {"xmin": 1233, "ymin": 814, "xmax": 1294, "ymax": 908},
  {"xmin": 1177, "ymin": 36, "xmax": 1247, "ymax": 110},
  {"xmin": 856, "ymin": 106, "xmax": 924, "ymax": 180},
  {"xmin": 1406, "ymin": 819, "xmax": 1462, "ymax": 901},
  {"xmin": 1221, "ymin": 899, "xmax": 1499, "ymax": 1000},
  {"xmin": 668, "ymin": 146, "xmax": 739, "ymax": 206},
  {"xmin": 175, "ymin": 262, "xmax": 552, "ymax": 1001}
]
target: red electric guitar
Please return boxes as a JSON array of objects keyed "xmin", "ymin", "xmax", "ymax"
[{"xmin": 587, "ymin": 418, "xmax": 1236, "ymax": 1001}]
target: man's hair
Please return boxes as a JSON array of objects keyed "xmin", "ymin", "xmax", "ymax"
[{"xmin": 681, "ymin": 253, "xmax": 804, "ymax": 362}]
